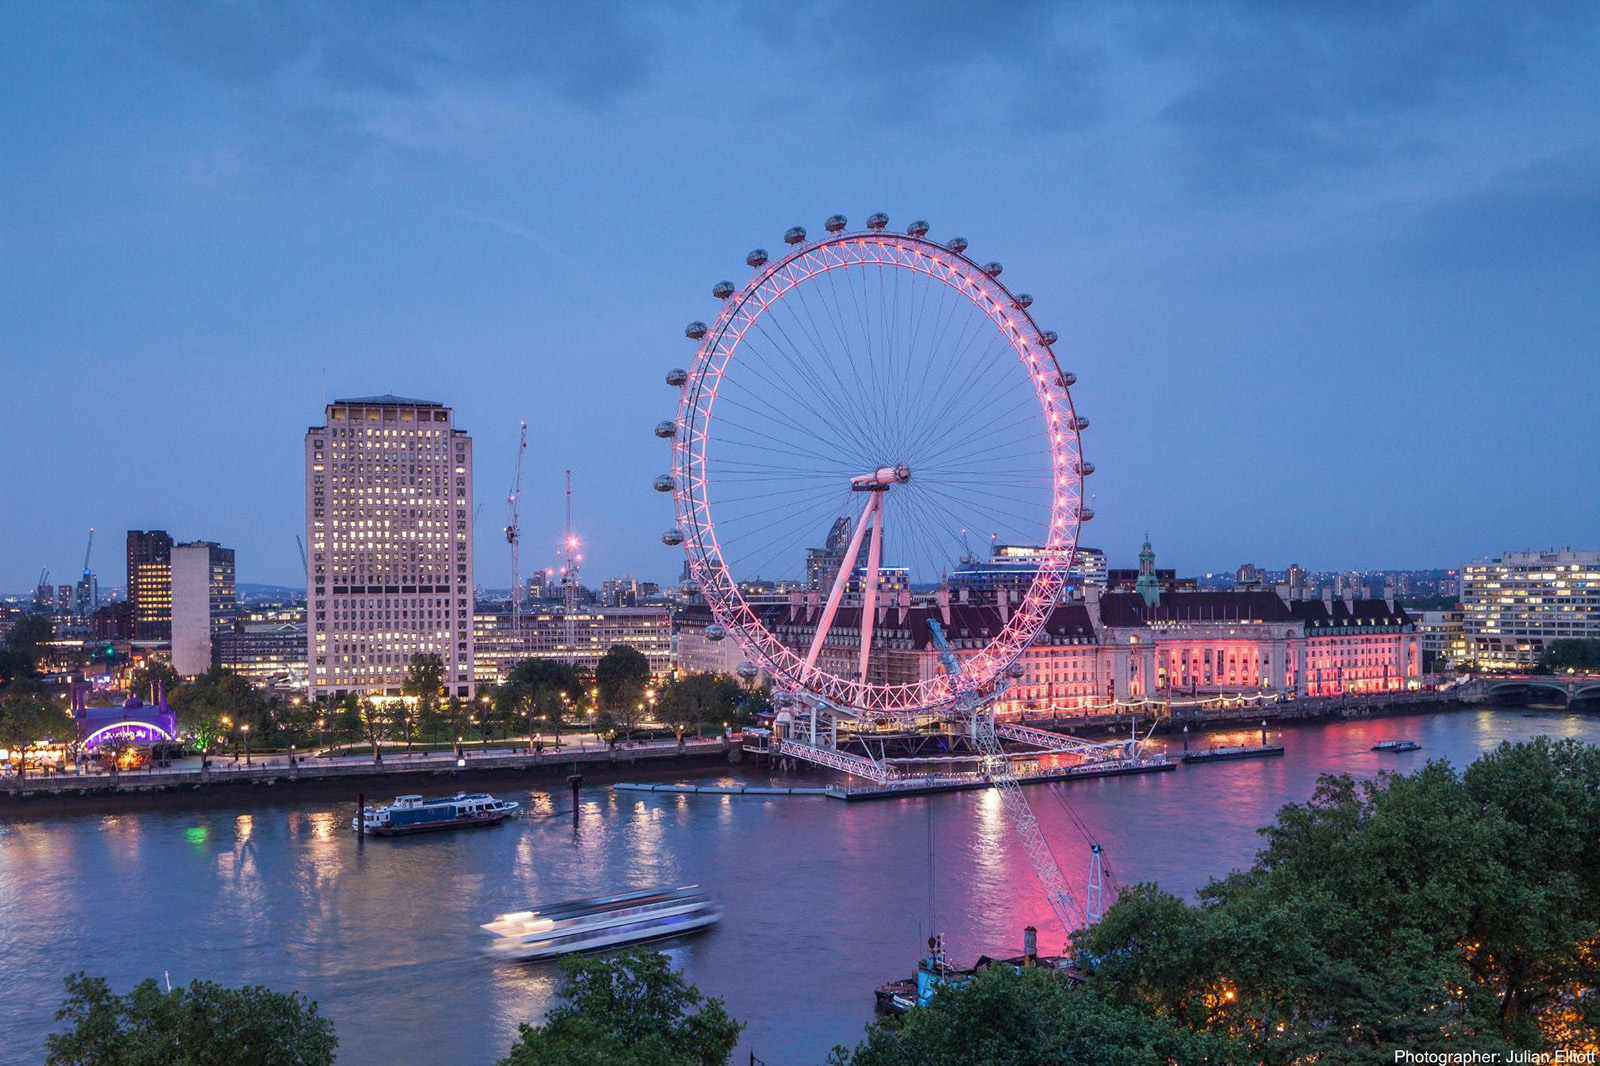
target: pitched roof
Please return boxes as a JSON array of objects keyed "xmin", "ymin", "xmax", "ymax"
[
  {"xmin": 1098, "ymin": 590, "xmax": 1296, "ymax": 627},
  {"xmin": 332, "ymin": 394, "xmax": 443, "ymax": 407}
]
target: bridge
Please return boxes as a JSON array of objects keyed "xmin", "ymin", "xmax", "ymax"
[{"xmin": 1454, "ymin": 675, "xmax": 1600, "ymax": 707}]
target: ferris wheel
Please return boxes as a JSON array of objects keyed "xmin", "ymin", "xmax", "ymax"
[{"xmin": 656, "ymin": 213, "xmax": 1093, "ymax": 719}]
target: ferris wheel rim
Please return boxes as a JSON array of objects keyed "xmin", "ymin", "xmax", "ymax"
[{"xmin": 671, "ymin": 226, "xmax": 1086, "ymax": 717}]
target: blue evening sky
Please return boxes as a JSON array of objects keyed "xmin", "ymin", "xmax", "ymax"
[{"xmin": 2, "ymin": 1, "xmax": 1596, "ymax": 592}]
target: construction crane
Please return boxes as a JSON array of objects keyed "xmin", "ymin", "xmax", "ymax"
[
  {"xmin": 561, "ymin": 470, "xmax": 580, "ymax": 663},
  {"xmin": 77, "ymin": 528, "xmax": 97, "ymax": 615},
  {"xmin": 505, "ymin": 421, "xmax": 529, "ymax": 636},
  {"xmin": 927, "ymin": 618, "xmax": 1085, "ymax": 939},
  {"xmin": 296, "ymin": 534, "xmax": 308, "ymax": 574}
]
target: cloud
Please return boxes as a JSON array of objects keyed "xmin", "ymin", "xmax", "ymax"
[
  {"xmin": 1407, "ymin": 151, "xmax": 1600, "ymax": 269},
  {"xmin": 1148, "ymin": 0, "xmax": 1600, "ymax": 199}
]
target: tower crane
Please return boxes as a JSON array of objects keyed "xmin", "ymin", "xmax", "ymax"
[
  {"xmin": 82, "ymin": 527, "xmax": 94, "ymax": 578},
  {"xmin": 927, "ymin": 618, "xmax": 1085, "ymax": 939},
  {"xmin": 504, "ymin": 421, "xmax": 528, "ymax": 636}
]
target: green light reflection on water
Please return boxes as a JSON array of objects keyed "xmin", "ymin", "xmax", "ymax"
[{"xmin": 184, "ymin": 826, "xmax": 208, "ymax": 846}]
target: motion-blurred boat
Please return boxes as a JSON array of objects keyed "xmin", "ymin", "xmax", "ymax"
[{"xmin": 481, "ymin": 886, "xmax": 720, "ymax": 961}]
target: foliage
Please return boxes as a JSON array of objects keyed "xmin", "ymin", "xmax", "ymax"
[
  {"xmin": 656, "ymin": 672, "xmax": 744, "ymax": 740},
  {"xmin": 595, "ymin": 645, "xmax": 651, "ymax": 709},
  {"xmin": 333, "ymin": 694, "xmax": 365, "ymax": 747},
  {"xmin": 128, "ymin": 659, "xmax": 180, "ymax": 701},
  {"xmin": 832, "ymin": 964, "xmax": 1238, "ymax": 1066},
  {"xmin": 1076, "ymin": 738, "xmax": 1600, "ymax": 1060},
  {"xmin": 0, "ymin": 612, "xmax": 54, "ymax": 685},
  {"xmin": 402, "ymin": 652, "xmax": 444, "ymax": 747},
  {"xmin": 496, "ymin": 659, "xmax": 586, "ymax": 741},
  {"xmin": 359, "ymin": 699, "xmax": 389, "ymax": 760},
  {"xmin": 45, "ymin": 971, "xmax": 336, "ymax": 1066},
  {"xmin": 0, "ymin": 694, "xmax": 58, "ymax": 778},
  {"xmin": 498, "ymin": 950, "xmax": 741, "ymax": 1066},
  {"xmin": 595, "ymin": 645, "xmax": 652, "ymax": 741},
  {"xmin": 1537, "ymin": 638, "xmax": 1600, "ymax": 673},
  {"xmin": 170, "ymin": 669, "xmax": 264, "ymax": 737}
]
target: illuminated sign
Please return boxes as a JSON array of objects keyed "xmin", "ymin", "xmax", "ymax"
[{"xmin": 81, "ymin": 722, "xmax": 175, "ymax": 750}]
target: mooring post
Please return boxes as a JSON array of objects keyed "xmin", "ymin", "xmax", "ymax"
[
  {"xmin": 568, "ymin": 773, "xmax": 583, "ymax": 830},
  {"xmin": 1183, "ymin": 724, "xmax": 1189, "ymax": 752},
  {"xmin": 1261, "ymin": 719, "xmax": 1268, "ymax": 747},
  {"xmin": 357, "ymin": 792, "xmax": 365, "ymax": 840}
]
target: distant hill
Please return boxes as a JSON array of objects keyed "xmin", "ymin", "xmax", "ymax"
[{"xmin": 238, "ymin": 583, "xmax": 305, "ymax": 602}]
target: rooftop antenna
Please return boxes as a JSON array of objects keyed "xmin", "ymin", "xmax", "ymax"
[
  {"xmin": 506, "ymin": 421, "xmax": 529, "ymax": 637},
  {"xmin": 561, "ymin": 470, "xmax": 580, "ymax": 663}
]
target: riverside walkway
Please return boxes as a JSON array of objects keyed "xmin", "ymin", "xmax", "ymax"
[{"xmin": 0, "ymin": 734, "xmax": 739, "ymax": 797}]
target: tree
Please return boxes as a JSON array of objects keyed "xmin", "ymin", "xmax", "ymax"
[
  {"xmin": 656, "ymin": 672, "xmax": 742, "ymax": 743},
  {"xmin": 188, "ymin": 714, "xmax": 226, "ymax": 771},
  {"xmin": 172, "ymin": 669, "xmax": 265, "ymax": 742},
  {"xmin": 595, "ymin": 646, "xmax": 652, "ymax": 742},
  {"xmin": 832, "ymin": 964, "xmax": 1238, "ymax": 1066},
  {"xmin": 45, "ymin": 972, "xmax": 336, "ymax": 1065},
  {"xmin": 0, "ymin": 613, "xmax": 54, "ymax": 685},
  {"xmin": 359, "ymin": 699, "xmax": 389, "ymax": 762},
  {"xmin": 498, "ymin": 659, "xmax": 586, "ymax": 746},
  {"xmin": 443, "ymin": 695, "xmax": 465, "ymax": 751},
  {"xmin": 402, "ymin": 653, "xmax": 444, "ymax": 754},
  {"xmin": 498, "ymin": 950, "xmax": 741, "ymax": 1066},
  {"xmin": 128, "ymin": 659, "xmax": 180, "ymax": 702},
  {"xmin": 1076, "ymin": 739, "xmax": 1600, "ymax": 1059},
  {"xmin": 333, "ymin": 694, "xmax": 365, "ymax": 749},
  {"xmin": 1538, "ymin": 638, "xmax": 1600, "ymax": 673},
  {"xmin": 0, "ymin": 694, "xmax": 55, "ymax": 780}
]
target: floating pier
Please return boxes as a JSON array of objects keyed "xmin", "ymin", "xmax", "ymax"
[
  {"xmin": 1181, "ymin": 744, "xmax": 1285, "ymax": 764},
  {"xmin": 615, "ymin": 758, "xmax": 1176, "ymax": 803},
  {"xmin": 613, "ymin": 783, "xmax": 829, "ymax": 797}
]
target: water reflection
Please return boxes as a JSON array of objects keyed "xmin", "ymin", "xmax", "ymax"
[{"xmin": 1, "ymin": 709, "xmax": 1596, "ymax": 1065}]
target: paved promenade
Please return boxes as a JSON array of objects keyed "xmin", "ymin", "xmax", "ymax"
[{"xmin": 1, "ymin": 733, "xmax": 739, "ymax": 796}]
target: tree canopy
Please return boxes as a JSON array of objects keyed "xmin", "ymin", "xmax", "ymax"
[
  {"xmin": 496, "ymin": 658, "xmax": 587, "ymax": 738},
  {"xmin": 1076, "ymin": 737, "xmax": 1600, "ymax": 1059},
  {"xmin": 656, "ymin": 672, "xmax": 747, "ymax": 739},
  {"xmin": 498, "ymin": 950, "xmax": 741, "ymax": 1066},
  {"xmin": 836, "ymin": 738, "xmax": 1600, "ymax": 1063},
  {"xmin": 594, "ymin": 645, "xmax": 651, "ymax": 709},
  {"xmin": 1537, "ymin": 638, "xmax": 1600, "ymax": 673},
  {"xmin": 45, "ymin": 972, "xmax": 337, "ymax": 1066},
  {"xmin": 831, "ymin": 964, "xmax": 1238, "ymax": 1066},
  {"xmin": 0, "ymin": 612, "xmax": 53, "ymax": 684}
]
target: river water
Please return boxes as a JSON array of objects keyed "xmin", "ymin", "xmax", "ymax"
[{"xmin": 2, "ymin": 707, "xmax": 1594, "ymax": 1066}]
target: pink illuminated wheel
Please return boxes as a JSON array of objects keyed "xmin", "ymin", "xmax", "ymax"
[{"xmin": 660, "ymin": 217, "xmax": 1090, "ymax": 718}]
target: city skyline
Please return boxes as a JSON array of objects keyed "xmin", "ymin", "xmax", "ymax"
[{"xmin": 3, "ymin": 3, "xmax": 1597, "ymax": 591}]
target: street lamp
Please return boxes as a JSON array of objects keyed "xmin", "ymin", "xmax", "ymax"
[{"xmin": 242, "ymin": 723, "xmax": 252, "ymax": 766}]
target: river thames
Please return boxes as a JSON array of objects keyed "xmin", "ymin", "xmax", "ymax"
[{"xmin": 2, "ymin": 707, "xmax": 1595, "ymax": 1065}]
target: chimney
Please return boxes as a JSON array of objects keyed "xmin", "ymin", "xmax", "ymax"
[
  {"xmin": 1023, "ymin": 926, "xmax": 1037, "ymax": 966},
  {"xmin": 936, "ymin": 586, "xmax": 951, "ymax": 626},
  {"xmin": 1383, "ymin": 575, "xmax": 1396, "ymax": 613},
  {"xmin": 1274, "ymin": 584, "xmax": 1292, "ymax": 607},
  {"xmin": 1321, "ymin": 587, "xmax": 1334, "ymax": 610},
  {"xmin": 1085, "ymin": 584, "xmax": 1102, "ymax": 631}
]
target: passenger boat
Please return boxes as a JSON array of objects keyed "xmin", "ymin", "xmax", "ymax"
[
  {"xmin": 1372, "ymin": 740, "xmax": 1421, "ymax": 752},
  {"xmin": 481, "ymin": 886, "xmax": 720, "ymax": 961},
  {"xmin": 353, "ymin": 792, "xmax": 519, "ymax": 836}
]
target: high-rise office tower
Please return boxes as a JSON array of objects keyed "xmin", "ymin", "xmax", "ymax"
[
  {"xmin": 126, "ymin": 530, "xmax": 174, "ymax": 641},
  {"xmin": 171, "ymin": 541, "xmax": 236, "ymax": 677},
  {"xmin": 305, "ymin": 396, "xmax": 475, "ymax": 700}
]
